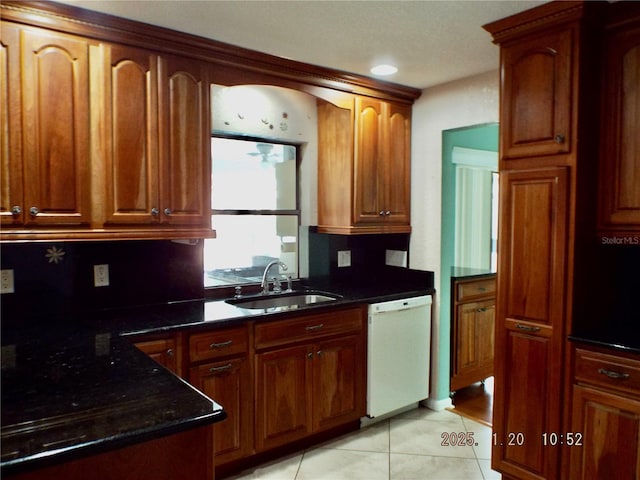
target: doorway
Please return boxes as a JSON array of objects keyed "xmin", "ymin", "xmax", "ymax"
[{"xmin": 440, "ymin": 123, "xmax": 498, "ymax": 426}]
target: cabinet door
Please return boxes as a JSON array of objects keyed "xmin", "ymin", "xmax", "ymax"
[
  {"xmin": 255, "ymin": 345, "xmax": 312, "ymax": 451},
  {"xmin": 492, "ymin": 167, "xmax": 568, "ymax": 479},
  {"xmin": 313, "ymin": 335, "xmax": 365, "ymax": 431},
  {"xmin": 19, "ymin": 27, "xmax": 91, "ymax": 226},
  {"xmin": 501, "ymin": 29, "xmax": 572, "ymax": 160},
  {"xmin": 0, "ymin": 23, "xmax": 22, "ymax": 226},
  {"xmin": 452, "ymin": 299, "xmax": 495, "ymax": 391},
  {"xmin": 190, "ymin": 357, "xmax": 252, "ymax": 463},
  {"xmin": 158, "ymin": 55, "xmax": 210, "ymax": 226},
  {"xmin": 103, "ymin": 44, "xmax": 160, "ymax": 225},
  {"xmin": 383, "ymin": 103, "xmax": 411, "ymax": 225},
  {"xmin": 599, "ymin": 24, "xmax": 640, "ymax": 229},
  {"xmin": 569, "ymin": 385, "xmax": 640, "ymax": 480},
  {"xmin": 134, "ymin": 337, "xmax": 180, "ymax": 376},
  {"xmin": 353, "ymin": 97, "xmax": 383, "ymax": 224}
]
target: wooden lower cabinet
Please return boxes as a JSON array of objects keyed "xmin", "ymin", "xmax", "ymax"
[
  {"xmin": 134, "ymin": 335, "xmax": 182, "ymax": 376},
  {"xmin": 450, "ymin": 275, "xmax": 495, "ymax": 392},
  {"xmin": 254, "ymin": 307, "xmax": 366, "ymax": 452},
  {"xmin": 567, "ymin": 345, "xmax": 640, "ymax": 479},
  {"xmin": 569, "ymin": 385, "xmax": 640, "ymax": 479},
  {"xmin": 187, "ymin": 326, "xmax": 251, "ymax": 467},
  {"xmin": 190, "ymin": 357, "xmax": 252, "ymax": 464},
  {"xmin": 8, "ymin": 425, "xmax": 213, "ymax": 480}
]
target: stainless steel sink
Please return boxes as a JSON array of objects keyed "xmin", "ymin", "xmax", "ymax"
[{"xmin": 227, "ymin": 292, "xmax": 340, "ymax": 310}]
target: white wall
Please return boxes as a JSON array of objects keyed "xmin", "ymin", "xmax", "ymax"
[{"xmin": 410, "ymin": 70, "xmax": 499, "ymax": 406}]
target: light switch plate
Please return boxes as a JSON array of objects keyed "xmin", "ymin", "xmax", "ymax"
[
  {"xmin": 1, "ymin": 269, "xmax": 15, "ymax": 294},
  {"xmin": 337, "ymin": 250, "xmax": 351, "ymax": 268},
  {"xmin": 385, "ymin": 250, "xmax": 408, "ymax": 268}
]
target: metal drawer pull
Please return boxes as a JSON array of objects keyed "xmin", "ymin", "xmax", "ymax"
[
  {"xmin": 478, "ymin": 287, "xmax": 486, "ymax": 292},
  {"xmin": 210, "ymin": 363, "xmax": 233, "ymax": 373},
  {"xmin": 210, "ymin": 340, "xmax": 233, "ymax": 349},
  {"xmin": 515, "ymin": 324, "xmax": 540, "ymax": 333},
  {"xmin": 598, "ymin": 368, "xmax": 630, "ymax": 380},
  {"xmin": 477, "ymin": 307, "xmax": 487, "ymax": 313},
  {"xmin": 305, "ymin": 324, "xmax": 324, "ymax": 331}
]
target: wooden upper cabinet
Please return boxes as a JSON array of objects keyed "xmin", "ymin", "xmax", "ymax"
[
  {"xmin": 102, "ymin": 44, "xmax": 159, "ymax": 225},
  {"xmin": 158, "ymin": 55, "xmax": 210, "ymax": 226},
  {"xmin": 598, "ymin": 19, "xmax": 640, "ymax": 232},
  {"xmin": 100, "ymin": 45, "xmax": 210, "ymax": 229},
  {"xmin": 318, "ymin": 97, "xmax": 411, "ymax": 234},
  {"xmin": 1, "ymin": 24, "xmax": 91, "ymax": 227},
  {"xmin": 500, "ymin": 28, "xmax": 573, "ymax": 160}
]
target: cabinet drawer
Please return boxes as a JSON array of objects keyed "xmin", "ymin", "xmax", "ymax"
[
  {"xmin": 189, "ymin": 326, "xmax": 248, "ymax": 363},
  {"xmin": 575, "ymin": 348, "xmax": 640, "ymax": 398},
  {"xmin": 254, "ymin": 307, "xmax": 364, "ymax": 350},
  {"xmin": 457, "ymin": 278, "xmax": 496, "ymax": 301}
]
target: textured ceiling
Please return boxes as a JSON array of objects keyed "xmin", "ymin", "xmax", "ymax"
[{"xmin": 56, "ymin": 0, "xmax": 546, "ymax": 89}]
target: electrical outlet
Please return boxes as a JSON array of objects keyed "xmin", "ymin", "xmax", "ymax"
[
  {"xmin": 1, "ymin": 269, "xmax": 15, "ymax": 294},
  {"xmin": 93, "ymin": 264, "xmax": 110, "ymax": 287},
  {"xmin": 385, "ymin": 249, "xmax": 408, "ymax": 268},
  {"xmin": 337, "ymin": 250, "xmax": 351, "ymax": 268}
]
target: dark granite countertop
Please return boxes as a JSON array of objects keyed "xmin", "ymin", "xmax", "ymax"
[
  {"xmin": 1, "ymin": 269, "xmax": 434, "ymax": 476},
  {"xmin": 450, "ymin": 266, "xmax": 496, "ymax": 281},
  {"xmin": 0, "ymin": 322, "xmax": 225, "ymax": 476}
]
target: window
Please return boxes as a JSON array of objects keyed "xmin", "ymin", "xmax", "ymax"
[{"xmin": 204, "ymin": 136, "xmax": 299, "ymax": 288}]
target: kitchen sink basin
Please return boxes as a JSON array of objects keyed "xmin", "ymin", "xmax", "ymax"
[{"xmin": 227, "ymin": 292, "xmax": 340, "ymax": 310}]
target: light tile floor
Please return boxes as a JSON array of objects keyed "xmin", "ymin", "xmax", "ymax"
[{"xmin": 226, "ymin": 407, "xmax": 502, "ymax": 480}]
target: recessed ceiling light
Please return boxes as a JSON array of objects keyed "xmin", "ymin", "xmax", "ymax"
[{"xmin": 370, "ymin": 64, "xmax": 398, "ymax": 76}]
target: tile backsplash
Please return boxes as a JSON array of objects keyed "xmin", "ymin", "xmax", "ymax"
[{"xmin": 0, "ymin": 240, "xmax": 204, "ymax": 322}]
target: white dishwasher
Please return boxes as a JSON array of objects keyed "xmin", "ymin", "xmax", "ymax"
[{"xmin": 366, "ymin": 295, "xmax": 432, "ymax": 418}]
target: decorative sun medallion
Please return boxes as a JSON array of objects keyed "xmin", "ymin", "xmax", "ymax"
[{"xmin": 45, "ymin": 246, "xmax": 66, "ymax": 264}]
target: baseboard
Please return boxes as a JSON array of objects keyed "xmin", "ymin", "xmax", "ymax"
[{"xmin": 420, "ymin": 396, "xmax": 453, "ymax": 411}]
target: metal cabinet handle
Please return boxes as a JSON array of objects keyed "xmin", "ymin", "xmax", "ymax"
[
  {"xmin": 317, "ymin": 350, "xmax": 323, "ymax": 357},
  {"xmin": 555, "ymin": 134, "xmax": 565, "ymax": 144},
  {"xmin": 210, "ymin": 340, "xmax": 233, "ymax": 349},
  {"xmin": 477, "ymin": 307, "xmax": 487, "ymax": 313},
  {"xmin": 378, "ymin": 210, "xmax": 392, "ymax": 216},
  {"xmin": 515, "ymin": 324, "xmax": 541, "ymax": 333},
  {"xmin": 166, "ymin": 349, "xmax": 174, "ymax": 357},
  {"xmin": 379, "ymin": 210, "xmax": 385, "ymax": 216},
  {"xmin": 478, "ymin": 287, "xmax": 487, "ymax": 292},
  {"xmin": 151, "ymin": 207, "xmax": 159, "ymax": 216},
  {"xmin": 307, "ymin": 352, "xmax": 314, "ymax": 359},
  {"xmin": 164, "ymin": 208, "xmax": 172, "ymax": 216},
  {"xmin": 29, "ymin": 206, "xmax": 39, "ymax": 216},
  {"xmin": 305, "ymin": 324, "xmax": 324, "ymax": 331},
  {"xmin": 11, "ymin": 206, "xmax": 21, "ymax": 216},
  {"xmin": 385, "ymin": 210, "xmax": 391, "ymax": 216},
  {"xmin": 209, "ymin": 363, "xmax": 233, "ymax": 374},
  {"xmin": 598, "ymin": 368, "xmax": 630, "ymax": 380}
]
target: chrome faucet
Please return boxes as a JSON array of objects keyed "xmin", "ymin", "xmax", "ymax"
[{"xmin": 261, "ymin": 260, "xmax": 288, "ymax": 294}]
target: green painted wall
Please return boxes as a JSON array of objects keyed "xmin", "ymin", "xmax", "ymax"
[{"xmin": 436, "ymin": 123, "xmax": 498, "ymax": 402}]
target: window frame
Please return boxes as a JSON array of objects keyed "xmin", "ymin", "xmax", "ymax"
[{"xmin": 205, "ymin": 133, "xmax": 302, "ymax": 295}]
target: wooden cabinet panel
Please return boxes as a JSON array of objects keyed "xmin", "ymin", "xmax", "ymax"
[
  {"xmin": 598, "ymin": 22, "xmax": 640, "ymax": 231},
  {"xmin": 313, "ymin": 335, "xmax": 365, "ymax": 431},
  {"xmin": 158, "ymin": 55, "xmax": 210, "ymax": 226},
  {"xmin": 495, "ymin": 331, "xmax": 557, "ymax": 477},
  {"xmin": 134, "ymin": 336, "xmax": 181, "ymax": 376},
  {"xmin": 493, "ymin": 167, "xmax": 568, "ymax": 479},
  {"xmin": 383, "ymin": 102, "xmax": 411, "ymax": 225},
  {"xmin": 501, "ymin": 28, "xmax": 573, "ymax": 160},
  {"xmin": 1, "ymin": 25, "xmax": 91, "ymax": 227},
  {"xmin": 499, "ymin": 167, "xmax": 568, "ymax": 327},
  {"xmin": 190, "ymin": 357, "xmax": 252, "ymax": 463},
  {"xmin": 255, "ymin": 344, "xmax": 313, "ymax": 451},
  {"xmin": 575, "ymin": 347, "xmax": 640, "ymax": 398},
  {"xmin": 254, "ymin": 306, "xmax": 364, "ymax": 350},
  {"xmin": 354, "ymin": 97, "xmax": 382, "ymax": 223},
  {"xmin": 457, "ymin": 277, "xmax": 496, "ymax": 302},
  {"xmin": 189, "ymin": 326, "xmax": 248, "ymax": 363},
  {"xmin": 103, "ymin": 44, "xmax": 159, "ymax": 225},
  {"xmin": 569, "ymin": 385, "xmax": 640, "ymax": 480},
  {"xmin": 0, "ymin": 23, "xmax": 22, "ymax": 225}
]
